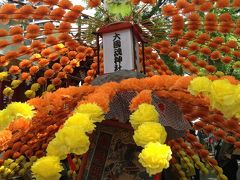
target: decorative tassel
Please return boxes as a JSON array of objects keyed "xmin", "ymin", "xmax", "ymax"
[
  {"xmin": 67, "ymin": 154, "xmax": 76, "ymax": 171},
  {"xmin": 154, "ymin": 173, "xmax": 160, "ymax": 180}
]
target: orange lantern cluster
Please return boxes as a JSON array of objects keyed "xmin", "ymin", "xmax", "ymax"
[
  {"xmin": 84, "ymin": 50, "xmax": 103, "ymax": 85},
  {"xmin": 159, "ymin": 0, "xmax": 239, "ymax": 77},
  {"xmin": 0, "ymin": 2, "xmax": 84, "ymax": 64},
  {"xmin": 0, "ymin": 0, "xmax": 92, "ymax": 99},
  {"xmin": 193, "ymin": 116, "xmax": 240, "ymax": 150},
  {"xmin": 5, "ymin": 41, "xmax": 94, "ymax": 98},
  {"xmin": 205, "ymin": 13, "xmax": 218, "ymax": 32},
  {"xmin": 152, "ymin": 40, "xmax": 201, "ymax": 74}
]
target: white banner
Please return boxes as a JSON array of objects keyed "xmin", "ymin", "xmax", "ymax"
[{"xmin": 102, "ymin": 29, "xmax": 139, "ymax": 74}]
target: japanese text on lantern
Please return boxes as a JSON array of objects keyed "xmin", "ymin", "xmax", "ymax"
[{"xmin": 113, "ymin": 33, "xmax": 122, "ymax": 71}]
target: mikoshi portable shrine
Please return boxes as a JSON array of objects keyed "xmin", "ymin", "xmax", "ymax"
[{"xmin": 0, "ymin": 0, "xmax": 240, "ymax": 179}]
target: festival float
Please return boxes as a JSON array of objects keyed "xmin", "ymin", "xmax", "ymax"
[{"xmin": 0, "ymin": 0, "xmax": 239, "ymax": 179}]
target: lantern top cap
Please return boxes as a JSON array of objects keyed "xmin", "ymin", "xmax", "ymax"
[{"xmin": 96, "ymin": 21, "xmax": 146, "ymax": 43}]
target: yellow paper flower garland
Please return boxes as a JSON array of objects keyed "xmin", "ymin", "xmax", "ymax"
[
  {"xmin": 188, "ymin": 77, "xmax": 240, "ymax": 119},
  {"xmin": 133, "ymin": 122, "xmax": 167, "ymax": 147},
  {"xmin": 46, "ymin": 103, "xmax": 102, "ymax": 158},
  {"xmin": 0, "ymin": 102, "xmax": 35, "ymax": 131},
  {"xmin": 187, "ymin": 76, "xmax": 212, "ymax": 96},
  {"xmin": 64, "ymin": 113, "xmax": 96, "ymax": 133},
  {"xmin": 33, "ymin": 103, "xmax": 103, "ymax": 180},
  {"xmin": 34, "ymin": 99, "xmax": 171, "ymax": 179},
  {"xmin": 129, "ymin": 103, "xmax": 159, "ymax": 129},
  {"xmin": 32, "ymin": 89, "xmax": 171, "ymax": 178},
  {"xmin": 31, "ymin": 156, "xmax": 63, "ymax": 180},
  {"xmin": 55, "ymin": 127, "xmax": 90, "ymax": 155},
  {"xmin": 129, "ymin": 102, "xmax": 172, "ymax": 176},
  {"xmin": 139, "ymin": 142, "xmax": 172, "ymax": 176},
  {"xmin": 46, "ymin": 138, "xmax": 69, "ymax": 160},
  {"xmin": 74, "ymin": 103, "xmax": 105, "ymax": 122}
]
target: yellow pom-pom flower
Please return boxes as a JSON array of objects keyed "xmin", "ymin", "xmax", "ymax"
[
  {"xmin": 188, "ymin": 77, "xmax": 212, "ymax": 96},
  {"xmin": 6, "ymin": 102, "xmax": 35, "ymax": 120},
  {"xmin": 0, "ymin": 102, "xmax": 35, "ymax": 131},
  {"xmin": 210, "ymin": 79, "xmax": 235, "ymax": 107},
  {"xmin": 234, "ymin": 85, "xmax": 240, "ymax": 119},
  {"xmin": 3, "ymin": 87, "xmax": 14, "ymax": 97},
  {"xmin": 0, "ymin": 110, "xmax": 11, "ymax": 131},
  {"xmin": 31, "ymin": 83, "xmax": 40, "ymax": 91},
  {"xmin": 55, "ymin": 127, "xmax": 90, "ymax": 155},
  {"xmin": 209, "ymin": 79, "xmax": 239, "ymax": 118},
  {"xmin": 47, "ymin": 139, "xmax": 69, "ymax": 160},
  {"xmin": 25, "ymin": 90, "xmax": 36, "ymax": 98},
  {"xmin": 11, "ymin": 80, "xmax": 22, "ymax": 89},
  {"xmin": 74, "ymin": 103, "xmax": 104, "ymax": 122},
  {"xmin": 64, "ymin": 113, "xmax": 96, "ymax": 133},
  {"xmin": 31, "ymin": 156, "xmax": 63, "ymax": 180},
  {"xmin": 130, "ymin": 103, "xmax": 159, "ymax": 129},
  {"xmin": 0, "ymin": 72, "xmax": 8, "ymax": 81},
  {"xmin": 189, "ymin": 78, "xmax": 240, "ymax": 120},
  {"xmin": 235, "ymin": 85, "xmax": 240, "ymax": 102},
  {"xmin": 133, "ymin": 122, "xmax": 167, "ymax": 147},
  {"xmin": 139, "ymin": 142, "xmax": 172, "ymax": 176}
]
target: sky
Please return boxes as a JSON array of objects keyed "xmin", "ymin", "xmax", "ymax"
[{"xmin": 70, "ymin": 0, "xmax": 96, "ymax": 16}]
